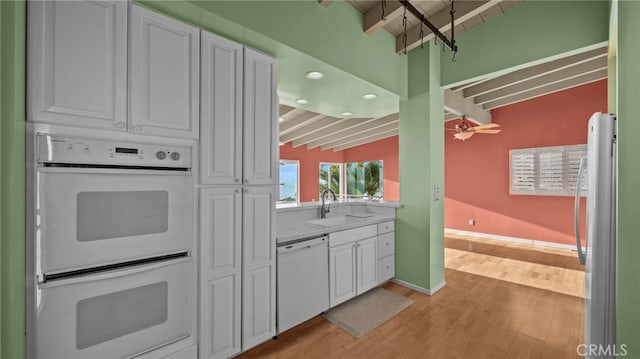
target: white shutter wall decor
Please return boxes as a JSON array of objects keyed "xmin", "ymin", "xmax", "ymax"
[
  {"xmin": 510, "ymin": 151, "xmax": 536, "ymax": 193},
  {"xmin": 509, "ymin": 144, "xmax": 587, "ymax": 197}
]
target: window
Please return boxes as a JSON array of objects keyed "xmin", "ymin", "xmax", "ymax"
[
  {"xmin": 510, "ymin": 144, "xmax": 587, "ymax": 196},
  {"xmin": 319, "ymin": 162, "xmax": 342, "ymax": 198},
  {"xmin": 279, "ymin": 160, "xmax": 299, "ymax": 203},
  {"xmin": 346, "ymin": 161, "xmax": 383, "ymax": 198}
]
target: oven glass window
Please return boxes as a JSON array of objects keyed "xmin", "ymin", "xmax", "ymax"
[
  {"xmin": 76, "ymin": 191, "xmax": 169, "ymax": 241},
  {"xmin": 76, "ymin": 281, "xmax": 168, "ymax": 349}
]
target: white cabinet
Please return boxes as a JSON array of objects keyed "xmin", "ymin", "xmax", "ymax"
[
  {"xmin": 357, "ymin": 237, "xmax": 379, "ymax": 293},
  {"xmin": 28, "ymin": 2, "xmax": 200, "ymax": 139},
  {"xmin": 243, "ymin": 48, "xmax": 278, "ymax": 186},
  {"xmin": 199, "ymin": 42, "xmax": 278, "ymax": 186},
  {"xmin": 377, "ymin": 221, "xmax": 396, "ymax": 284},
  {"xmin": 28, "ymin": 0, "xmax": 127, "ymax": 129},
  {"xmin": 242, "ymin": 186, "xmax": 277, "ymax": 349},
  {"xmin": 329, "ymin": 243, "xmax": 357, "ymax": 307},
  {"xmin": 199, "ymin": 188, "xmax": 242, "ymax": 359},
  {"xmin": 200, "ymin": 31, "xmax": 243, "ymax": 185},
  {"xmin": 129, "ymin": 4, "xmax": 200, "ymax": 139},
  {"xmin": 329, "ymin": 227, "xmax": 378, "ymax": 308},
  {"xmin": 199, "ymin": 186, "xmax": 277, "ymax": 357}
]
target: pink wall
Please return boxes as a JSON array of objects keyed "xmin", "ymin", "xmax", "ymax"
[
  {"xmin": 279, "ymin": 135, "xmax": 399, "ymax": 202},
  {"xmin": 444, "ymin": 80, "xmax": 607, "ymax": 245}
]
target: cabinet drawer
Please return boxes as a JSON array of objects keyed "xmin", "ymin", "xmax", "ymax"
[
  {"xmin": 377, "ymin": 221, "xmax": 395, "ymax": 234},
  {"xmin": 329, "ymin": 225, "xmax": 377, "ymax": 247},
  {"xmin": 378, "ymin": 255, "xmax": 394, "ymax": 283},
  {"xmin": 377, "ymin": 232, "xmax": 395, "ymax": 259}
]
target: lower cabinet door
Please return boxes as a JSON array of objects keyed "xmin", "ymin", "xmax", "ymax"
[
  {"xmin": 242, "ymin": 187, "xmax": 276, "ymax": 350},
  {"xmin": 356, "ymin": 237, "xmax": 378, "ymax": 294},
  {"xmin": 329, "ymin": 243, "xmax": 357, "ymax": 307},
  {"xmin": 199, "ymin": 188, "xmax": 242, "ymax": 359}
]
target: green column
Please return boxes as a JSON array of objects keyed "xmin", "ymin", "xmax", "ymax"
[
  {"xmin": 395, "ymin": 41, "xmax": 445, "ymax": 292},
  {"xmin": 616, "ymin": 1, "xmax": 640, "ymax": 355},
  {"xmin": 0, "ymin": 0, "xmax": 26, "ymax": 358}
]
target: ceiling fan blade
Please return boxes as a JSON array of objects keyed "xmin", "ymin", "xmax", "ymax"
[
  {"xmin": 474, "ymin": 129, "xmax": 502, "ymax": 134},
  {"xmin": 472, "ymin": 123, "xmax": 500, "ymax": 130},
  {"xmin": 454, "ymin": 132, "xmax": 474, "ymax": 140}
]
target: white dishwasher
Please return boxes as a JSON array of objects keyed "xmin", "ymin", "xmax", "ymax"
[{"xmin": 277, "ymin": 235, "xmax": 329, "ymax": 333}]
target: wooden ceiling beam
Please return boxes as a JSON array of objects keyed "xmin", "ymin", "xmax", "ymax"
[
  {"xmin": 279, "ymin": 112, "xmax": 325, "ymax": 135},
  {"xmin": 290, "ymin": 117, "xmax": 378, "ymax": 147},
  {"xmin": 463, "ymin": 46, "xmax": 607, "ymax": 98},
  {"xmin": 444, "ymin": 89, "xmax": 491, "ymax": 125},
  {"xmin": 482, "ymin": 69, "xmax": 607, "ymax": 110},
  {"xmin": 303, "ymin": 113, "xmax": 399, "ymax": 149},
  {"xmin": 473, "ymin": 56, "xmax": 607, "ymax": 105},
  {"xmin": 329, "ymin": 128, "xmax": 399, "ymax": 152},
  {"xmin": 278, "ymin": 104, "xmax": 296, "ymax": 117},
  {"xmin": 395, "ymin": 1, "xmax": 500, "ymax": 54},
  {"xmin": 279, "ymin": 117, "xmax": 340, "ymax": 143},
  {"xmin": 364, "ymin": 0, "xmax": 404, "ymax": 35}
]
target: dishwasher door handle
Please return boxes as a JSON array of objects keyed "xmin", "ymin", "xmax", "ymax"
[{"xmin": 277, "ymin": 237, "xmax": 327, "ymax": 254}]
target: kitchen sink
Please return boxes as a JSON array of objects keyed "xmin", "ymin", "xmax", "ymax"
[{"xmin": 307, "ymin": 215, "xmax": 368, "ymax": 227}]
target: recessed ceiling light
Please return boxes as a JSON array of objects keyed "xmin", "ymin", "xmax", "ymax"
[
  {"xmin": 363, "ymin": 93, "xmax": 377, "ymax": 99},
  {"xmin": 305, "ymin": 71, "xmax": 324, "ymax": 80},
  {"xmin": 295, "ymin": 98, "xmax": 309, "ymax": 105},
  {"xmin": 341, "ymin": 111, "xmax": 353, "ymax": 117}
]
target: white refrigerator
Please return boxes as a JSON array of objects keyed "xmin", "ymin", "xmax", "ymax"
[{"xmin": 575, "ymin": 112, "xmax": 616, "ymax": 358}]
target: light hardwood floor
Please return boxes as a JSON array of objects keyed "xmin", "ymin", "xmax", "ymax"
[{"xmin": 238, "ymin": 236, "xmax": 585, "ymax": 359}]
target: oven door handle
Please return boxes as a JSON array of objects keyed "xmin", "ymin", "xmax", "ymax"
[{"xmin": 40, "ymin": 256, "xmax": 192, "ymax": 288}]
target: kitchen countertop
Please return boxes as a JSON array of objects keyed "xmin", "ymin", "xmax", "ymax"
[
  {"xmin": 276, "ymin": 200, "xmax": 400, "ymax": 244},
  {"xmin": 277, "ymin": 214, "xmax": 396, "ymax": 244},
  {"xmin": 276, "ymin": 200, "xmax": 402, "ymax": 212}
]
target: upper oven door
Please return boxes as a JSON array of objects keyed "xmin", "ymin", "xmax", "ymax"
[{"xmin": 37, "ymin": 167, "xmax": 193, "ymax": 274}]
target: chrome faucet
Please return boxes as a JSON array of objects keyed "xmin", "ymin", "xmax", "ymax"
[{"xmin": 320, "ymin": 189, "xmax": 337, "ymax": 218}]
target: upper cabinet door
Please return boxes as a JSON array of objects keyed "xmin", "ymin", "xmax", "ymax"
[
  {"xmin": 243, "ymin": 48, "xmax": 278, "ymax": 186},
  {"xmin": 129, "ymin": 5, "xmax": 200, "ymax": 139},
  {"xmin": 200, "ymin": 32, "xmax": 243, "ymax": 185},
  {"xmin": 28, "ymin": 0, "xmax": 127, "ymax": 129}
]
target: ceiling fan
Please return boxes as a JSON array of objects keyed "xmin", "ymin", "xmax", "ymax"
[{"xmin": 447, "ymin": 115, "xmax": 501, "ymax": 141}]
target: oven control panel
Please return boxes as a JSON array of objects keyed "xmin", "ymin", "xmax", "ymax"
[{"xmin": 36, "ymin": 134, "xmax": 192, "ymax": 168}]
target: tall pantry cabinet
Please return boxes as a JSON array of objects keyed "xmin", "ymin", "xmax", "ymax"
[{"xmin": 199, "ymin": 31, "xmax": 278, "ymax": 359}]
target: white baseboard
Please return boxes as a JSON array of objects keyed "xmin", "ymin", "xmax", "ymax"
[
  {"xmin": 391, "ymin": 278, "xmax": 446, "ymax": 296},
  {"xmin": 444, "ymin": 228, "xmax": 577, "ymax": 251}
]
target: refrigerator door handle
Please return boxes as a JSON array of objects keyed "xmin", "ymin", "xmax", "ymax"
[{"xmin": 574, "ymin": 156, "xmax": 587, "ymax": 265}]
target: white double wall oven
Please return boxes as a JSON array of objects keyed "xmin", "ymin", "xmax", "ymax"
[{"xmin": 27, "ymin": 132, "xmax": 196, "ymax": 359}]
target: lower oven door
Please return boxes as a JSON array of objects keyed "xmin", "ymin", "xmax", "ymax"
[
  {"xmin": 37, "ymin": 167, "xmax": 193, "ymax": 274},
  {"xmin": 36, "ymin": 257, "xmax": 193, "ymax": 359}
]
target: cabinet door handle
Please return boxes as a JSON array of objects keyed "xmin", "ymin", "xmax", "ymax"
[
  {"xmin": 235, "ymin": 189, "xmax": 240, "ymax": 193},
  {"xmin": 244, "ymin": 179, "xmax": 249, "ymax": 184},
  {"xmin": 115, "ymin": 122, "xmax": 126, "ymax": 130},
  {"xmin": 244, "ymin": 189, "xmax": 248, "ymax": 193},
  {"xmin": 234, "ymin": 178, "xmax": 240, "ymax": 183},
  {"xmin": 132, "ymin": 125, "xmax": 142, "ymax": 132}
]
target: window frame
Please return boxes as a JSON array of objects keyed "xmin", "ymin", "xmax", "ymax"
[
  {"xmin": 319, "ymin": 162, "xmax": 344, "ymax": 199},
  {"xmin": 278, "ymin": 159, "xmax": 300, "ymax": 204},
  {"xmin": 345, "ymin": 160, "xmax": 384, "ymax": 199}
]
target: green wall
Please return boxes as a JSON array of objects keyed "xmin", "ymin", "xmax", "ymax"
[
  {"xmin": 396, "ymin": 41, "xmax": 444, "ymax": 291},
  {"xmin": 440, "ymin": 0, "xmax": 610, "ymax": 87},
  {"xmin": 615, "ymin": 1, "xmax": 640, "ymax": 355},
  {"xmin": 185, "ymin": 0, "xmax": 407, "ymax": 98},
  {"xmin": 0, "ymin": 1, "xmax": 26, "ymax": 358}
]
